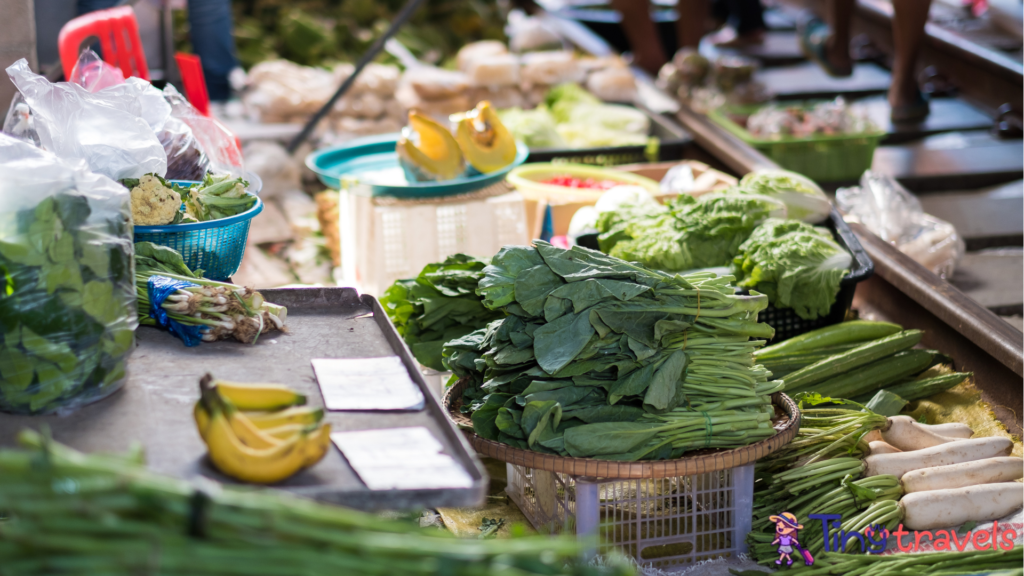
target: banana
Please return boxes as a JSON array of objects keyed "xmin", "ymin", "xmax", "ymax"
[
  {"xmin": 227, "ymin": 410, "xmax": 282, "ymax": 449},
  {"xmin": 262, "ymin": 423, "xmax": 309, "ymax": 440},
  {"xmin": 194, "ymin": 401, "xmax": 211, "ymax": 441},
  {"xmin": 242, "ymin": 406, "xmax": 324, "ymax": 430},
  {"xmin": 213, "ymin": 380, "xmax": 306, "ymax": 411},
  {"xmin": 204, "ymin": 410, "xmax": 311, "ymax": 484},
  {"xmin": 300, "ymin": 424, "xmax": 332, "ymax": 467}
]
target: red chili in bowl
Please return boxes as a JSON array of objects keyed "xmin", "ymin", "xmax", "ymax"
[{"xmin": 540, "ymin": 175, "xmax": 622, "ymax": 190}]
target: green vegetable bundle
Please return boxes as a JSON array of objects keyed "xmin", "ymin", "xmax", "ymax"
[
  {"xmin": 0, "ymin": 152, "xmax": 136, "ymax": 414},
  {"xmin": 135, "ymin": 242, "xmax": 287, "ymax": 344},
  {"xmin": 181, "ymin": 173, "xmax": 256, "ymax": 222},
  {"xmin": 0, "ymin": 430, "xmax": 633, "ymax": 576},
  {"xmin": 731, "ymin": 218, "xmax": 852, "ymax": 320},
  {"xmin": 446, "ymin": 241, "xmax": 781, "ymax": 461},
  {"xmin": 382, "ymin": 254, "xmax": 504, "ymax": 371},
  {"xmin": 787, "ymin": 547, "xmax": 1022, "ymax": 576},
  {"xmin": 595, "ymin": 192, "xmax": 786, "ymax": 272},
  {"xmin": 754, "ymin": 321, "xmax": 970, "ymax": 403}
]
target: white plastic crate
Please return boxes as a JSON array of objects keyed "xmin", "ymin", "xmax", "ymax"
[
  {"xmin": 338, "ymin": 184, "xmax": 529, "ymax": 295},
  {"xmin": 506, "ymin": 463, "xmax": 755, "ymax": 570}
]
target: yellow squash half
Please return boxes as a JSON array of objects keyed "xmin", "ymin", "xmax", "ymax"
[
  {"xmin": 453, "ymin": 101, "xmax": 518, "ymax": 173},
  {"xmin": 396, "ymin": 111, "xmax": 466, "ymax": 182}
]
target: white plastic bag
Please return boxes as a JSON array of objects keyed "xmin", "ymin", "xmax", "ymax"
[
  {"xmin": 5, "ymin": 58, "xmax": 166, "ymax": 180},
  {"xmin": 837, "ymin": 171, "xmax": 965, "ymax": 278},
  {"xmin": 0, "ymin": 133, "xmax": 136, "ymax": 414},
  {"xmin": 164, "ymin": 84, "xmax": 243, "ymax": 177}
]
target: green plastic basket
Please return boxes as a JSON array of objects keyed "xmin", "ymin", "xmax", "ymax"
[{"xmin": 708, "ymin": 104, "xmax": 884, "ymax": 182}]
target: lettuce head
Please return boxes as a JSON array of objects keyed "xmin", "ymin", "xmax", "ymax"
[{"xmin": 736, "ymin": 169, "xmax": 832, "ymax": 224}]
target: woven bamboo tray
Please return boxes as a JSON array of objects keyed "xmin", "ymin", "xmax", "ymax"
[{"xmin": 443, "ymin": 377, "xmax": 800, "ymax": 479}]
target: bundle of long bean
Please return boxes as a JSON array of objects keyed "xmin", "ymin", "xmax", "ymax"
[
  {"xmin": 0, "ymin": 430, "xmax": 632, "ymax": 576},
  {"xmin": 447, "ymin": 241, "xmax": 779, "ymax": 461},
  {"xmin": 789, "ymin": 547, "xmax": 1022, "ymax": 576}
]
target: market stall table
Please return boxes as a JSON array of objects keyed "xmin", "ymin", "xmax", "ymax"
[{"xmin": 0, "ymin": 287, "xmax": 487, "ymax": 511}]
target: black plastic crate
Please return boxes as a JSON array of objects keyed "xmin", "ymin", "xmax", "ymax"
[
  {"xmin": 525, "ymin": 105, "xmax": 694, "ymax": 167},
  {"xmin": 571, "ymin": 208, "xmax": 874, "ymax": 343}
]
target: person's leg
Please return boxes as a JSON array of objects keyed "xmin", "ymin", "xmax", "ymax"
[
  {"xmin": 611, "ymin": 0, "xmax": 667, "ymax": 73},
  {"xmin": 730, "ymin": 0, "xmax": 766, "ymax": 37},
  {"xmin": 889, "ymin": 0, "xmax": 933, "ymax": 120},
  {"xmin": 186, "ymin": 0, "xmax": 240, "ymax": 101},
  {"xmin": 76, "ymin": 0, "xmax": 119, "ymax": 15},
  {"xmin": 676, "ymin": 0, "xmax": 711, "ymax": 48},
  {"xmin": 825, "ymin": 0, "xmax": 855, "ymax": 74}
]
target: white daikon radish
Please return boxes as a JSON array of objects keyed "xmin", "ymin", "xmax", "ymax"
[
  {"xmin": 900, "ymin": 482, "xmax": 1024, "ymax": 530},
  {"xmin": 863, "ymin": 429, "xmax": 883, "ymax": 443},
  {"xmin": 881, "ymin": 415, "xmax": 958, "ymax": 451},
  {"xmin": 918, "ymin": 421, "xmax": 973, "ymax": 439},
  {"xmin": 868, "ymin": 440, "xmax": 902, "ymax": 455},
  {"xmin": 902, "ymin": 457, "xmax": 1024, "ymax": 493},
  {"xmin": 864, "ymin": 436, "xmax": 1013, "ymax": 478}
]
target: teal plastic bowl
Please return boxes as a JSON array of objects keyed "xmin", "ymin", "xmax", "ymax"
[
  {"xmin": 306, "ymin": 133, "xmax": 529, "ymax": 199},
  {"xmin": 133, "ymin": 175, "xmax": 263, "ymax": 281}
]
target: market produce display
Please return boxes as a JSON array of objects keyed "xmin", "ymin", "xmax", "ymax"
[
  {"xmin": 124, "ymin": 173, "xmax": 256, "ymax": 226},
  {"xmin": 498, "ymin": 83, "xmax": 650, "ymax": 150},
  {"xmin": 592, "ymin": 170, "xmax": 854, "ymax": 321},
  {"xmin": 381, "ymin": 254, "xmax": 503, "ymax": 371},
  {"xmin": 742, "ymin": 97, "xmax": 875, "ymax": 140},
  {"xmin": 0, "ymin": 429, "xmax": 632, "ymax": 576},
  {"xmin": 0, "ymin": 134, "xmax": 135, "ymax": 415},
  {"xmin": 749, "ymin": 395, "xmax": 1022, "ymax": 564},
  {"xmin": 194, "ymin": 374, "xmax": 331, "ymax": 484},
  {"xmin": 595, "ymin": 190, "xmax": 786, "ymax": 272},
  {"xmin": 397, "ymin": 101, "xmax": 517, "ymax": 182},
  {"xmin": 445, "ymin": 241, "xmax": 781, "ymax": 461},
  {"xmin": 135, "ymin": 242, "xmax": 287, "ymax": 345}
]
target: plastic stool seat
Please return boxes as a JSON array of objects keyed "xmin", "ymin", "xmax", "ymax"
[{"xmin": 59, "ymin": 6, "xmax": 149, "ymax": 81}]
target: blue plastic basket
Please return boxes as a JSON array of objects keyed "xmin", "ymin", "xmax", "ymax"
[{"xmin": 134, "ymin": 176, "xmax": 263, "ymax": 281}]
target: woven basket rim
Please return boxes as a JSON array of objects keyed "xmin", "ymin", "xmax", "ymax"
[{"xmin": 443, "ymin": 377, "xmax": 800, "ymax": 478}]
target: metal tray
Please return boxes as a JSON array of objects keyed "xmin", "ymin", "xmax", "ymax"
[{"xmin": 0, "ymin": 287, "xmax": 487, "ymax": 511}]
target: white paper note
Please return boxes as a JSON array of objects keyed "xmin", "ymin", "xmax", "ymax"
[
  {"xmin": 311, "ymin": 357, "xmax": 425, "ymax": 411},
  {"xmin": 331, "ymin": 427, "xmax": 475, "ymax": 491}
]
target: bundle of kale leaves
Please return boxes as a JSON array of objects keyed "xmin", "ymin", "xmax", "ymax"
[
  {"xmin": 0, "ymin": 193, "xmax": 135, "ymax": 414},
  {"xmin": 382, "ymin": 254, "xmax": 504, "ymax": 371},
  {"xmin": 444, "ymin": 242, "xmax": 782, "ymax": 462}
]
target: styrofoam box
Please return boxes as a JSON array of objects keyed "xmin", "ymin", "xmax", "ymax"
[
  {"xmin": 506, "ymin": 462, "xmax": 755, "ymax": 569},
  {"xmin": 339, "ymin": 190, "xmax": 530, "ymax": 295}
]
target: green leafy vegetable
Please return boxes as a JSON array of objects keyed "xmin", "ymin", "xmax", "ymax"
[
  {"xmin": 734, "ymin": 169, "xmax": 831, "ymax": 223},
  {"xmin": 596, "ymin": 192, "xmax": 787, "ymax": 272},
  {"xmin": 445, "ymin": 241, "xmax": 780, "ymax": 461},
  {"xmin": 731, "ymin": 218, "xmax": 852, "ymax": 320},
  {"xmin": 381, "ymin": 254, "xmax": 504, "ymax": 371},
  {"xmin": 181, "ymin": 173, "xmax": 256, "ymax": 222},
  {"xmin": 0, "ymin": 192, "xmax": 135, "ymax": 414}
]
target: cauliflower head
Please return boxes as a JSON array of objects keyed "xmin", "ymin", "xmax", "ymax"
[{"xmin": 131, "ymin": 174, "xmax": 182, "ymax": 225}]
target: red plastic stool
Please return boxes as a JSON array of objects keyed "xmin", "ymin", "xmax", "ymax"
[
  {"xmin": 174, "ymin": 53, "xmax": 210, "ymax": 117},
  {"xmin": 58, "ymin": 6, "xmax": 149, "ymax": 81}
]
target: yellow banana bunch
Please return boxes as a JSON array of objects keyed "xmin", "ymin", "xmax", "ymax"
[{"xmin": 193, "ymin": 374, "xmax": 331, "ymax": 484}]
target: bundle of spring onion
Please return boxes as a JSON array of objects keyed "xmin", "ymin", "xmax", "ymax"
[
  {"xmin": 0, "ymin": 430, "xmax": 633, "ymax": 576},
  {"xmin": 446, "ymin": 241, "xmax": 781, "ymax": 461},
  {"xmin": 755, "ymin": 321, "xmax": 971, "ymax": 413},
  {"xmin": 135, "ymin": 242, "xmax": 287, "ymax": 344},
  {"xmin": 789, "ymin": 547, "xmax": 1022, "ymax": 576}
]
